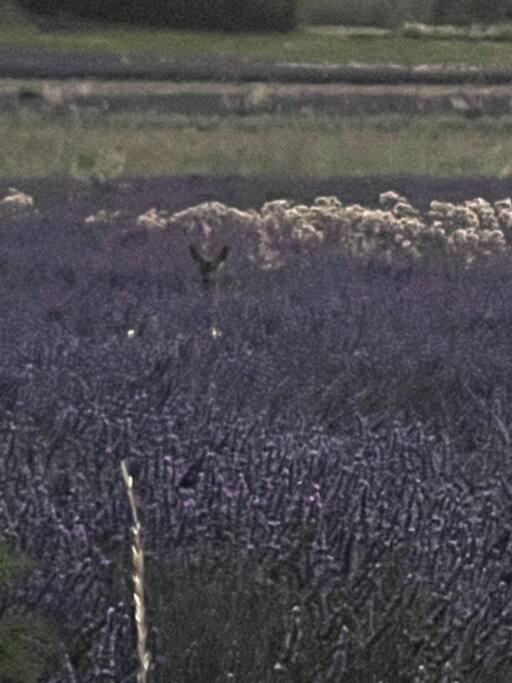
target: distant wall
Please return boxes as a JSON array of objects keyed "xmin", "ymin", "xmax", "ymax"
[
  {"xmin": 430, "ymin": 0, "xmax": 512, "ymax": 25},
  {"xmin": 299, "ymin": 0, "xmax": 512, "ymax": 27}
]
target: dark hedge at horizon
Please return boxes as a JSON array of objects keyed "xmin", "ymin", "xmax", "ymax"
[
  {"xmin": 3, "ymin": 183, "xmax": 512, "ymax": 679},
  {"xmin": 11, "ymin": 0, "xmax": 512, "ymax": 32},
  {"xmin": 15, "ymin": 0, "xmax": 298, "ymax": 33}
]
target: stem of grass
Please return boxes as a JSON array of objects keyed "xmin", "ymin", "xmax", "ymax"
[{"xmin": 121, "ymin": 460, "xmax": 151, "ymax": 683}]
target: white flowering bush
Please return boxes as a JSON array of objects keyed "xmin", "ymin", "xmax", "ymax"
[
  {"xmin": 162, "ymin": 191, "xmax": 512, "ymax": 272},
  {"xmin": 168, "ymin": 201, "xmax": 262, "ymax": 270},
  {"xmin": 0, "ymin": 188, "xmax": 37, "ymax": 219},
  {"xmin": 84, "ymin": 209, "xmax": 123, "ymax": 226},
  {"xmin": 135, "ymin": 208, "xmax": 170, "ymax": 230},
  {"xmin": 88, "ymin": 191, "xmax": 512, "ymax": 287}
]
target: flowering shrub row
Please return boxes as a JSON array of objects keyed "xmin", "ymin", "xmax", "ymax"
[
  {"xmin": 4, "ymin": 186, "xmax": 512, "ymax": 272},
  {"xmin": 134, "ymin": 190, "xmax": 512, "ymax": 271}
]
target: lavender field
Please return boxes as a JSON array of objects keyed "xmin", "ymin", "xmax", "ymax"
[{"xmin": 3, "ymin": 175, "xmax": 512, "ymax": 681}]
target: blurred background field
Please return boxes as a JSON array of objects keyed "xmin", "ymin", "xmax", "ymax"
[
  {"xmin": 1, "ymin": 0, "xmax": 512, "ymax": 190},
  {"xmin": 4, "ymin": 0, "xmax": 512, "ymax": 66},
  {"xmin": 3, "ymin": 0, "xmax": 512, "ymax": 187}
]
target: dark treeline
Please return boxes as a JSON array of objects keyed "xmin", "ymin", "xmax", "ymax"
[
  {"xmin": 15, "ymin": 0, "xmax": 298, "ymax": 32},
  {"xmin": 14, "ymin": 0, "xmax": 512, "ymax": 30}
]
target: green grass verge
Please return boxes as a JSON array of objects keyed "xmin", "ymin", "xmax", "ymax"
[
  {"xmin": 0, "ymin": 536, "xmax": 60, "ymax": 683},
  {"xmin": 4, "ymin": 3, "xmax": 512, "ymax": 67},
  {"xmin": 146, "ymin": 556, "xmax": 288, "ymax": 681},
  {"xmin": 2, "ymin": 112, "xmax": 512, "ymax": 180}
]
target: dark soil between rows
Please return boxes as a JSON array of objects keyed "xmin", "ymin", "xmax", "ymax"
[{"xmin": 3, "ymin": 173, "xmax": 512, "ymax": 218}]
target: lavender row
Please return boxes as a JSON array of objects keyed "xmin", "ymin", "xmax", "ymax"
[{"xmin": 2, "ymin": 192, "xmax": 512, "ymax": 680}]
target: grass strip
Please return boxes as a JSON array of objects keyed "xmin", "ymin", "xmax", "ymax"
[{"xmin": 2, "ymin": 112, "xmax": 512, "ymax": 179}]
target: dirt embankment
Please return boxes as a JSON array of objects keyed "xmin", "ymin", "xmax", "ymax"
[{"xmin": 2, "ymin": 79, "xmax": 512, "ymax": 117}]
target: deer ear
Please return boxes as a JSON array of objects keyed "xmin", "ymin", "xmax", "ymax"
[
  {"xmin": 189, "ymin": 244, "xmax": 200, "ymax": 262},
  {"xmin": 213, "ymin": 246, "xmax": 229, "ymax": 267}
]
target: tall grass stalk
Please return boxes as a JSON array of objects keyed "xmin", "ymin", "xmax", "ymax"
[{"xmin": 121, "ymin": 460, "xmax": 151, "ymax": 683}]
